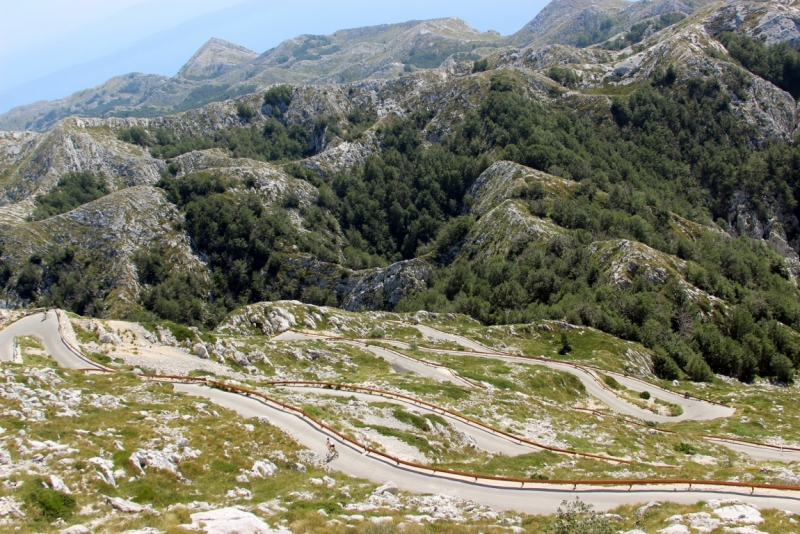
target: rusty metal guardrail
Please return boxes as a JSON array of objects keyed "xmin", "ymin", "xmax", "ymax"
[
  {"xmin": 27, "ymin": 312, "xmax": 800, "ymax": 496},
  {"xmin": 54, "ymin": 310, "xmax": 115, "ymax": 372},
  {"xmin": 145, "ymin": 374, "xmax": 800, "ymax": 495},
  {"xmin": 414, "ymin": 323, "xmax": 731, "ymax": 408},
  {"xmin": 287, "ymin": 330, "xmax": 485, "ymax": 389},
  {"xmin": 266, "ymin": 379, "xmax": 652, "ymax": 466}
]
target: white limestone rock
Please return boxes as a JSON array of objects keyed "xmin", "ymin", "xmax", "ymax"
[
  {"xmin": 49, "ymin": 474, "xmax": 72, "ymax": 494},
  {"xmin": 104, "ymin": 495, "xmax": 148, "ymax": 513},
  {"xmin": 250, "ymin": 460, "xmax": 279, "ymax": 478},
  {"xmin": 89, "ymin": 457, "xmax": 117, "ymax": 486},
  {"xmin": 194, "ymin": 343, "xmax": 209, "ymax": 359},
  {"xmin": 186, "ymin": 507, "xmax": 290, "ymax": 533},
  {"xmin": 714, "ymin": 505, "xmax": 763, "ymax": 524},
  {"xmin": 374, "ymin": 481, "xmax": 398, "ymax": 495}
]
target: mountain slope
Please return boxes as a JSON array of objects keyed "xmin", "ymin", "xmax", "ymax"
[
  {"xmin": 176, "ymin": 38, "xmax": 259, "ymax": 80},
  {"xmin": 1, "ymin": 0, "xmax": 800, "ymax": 388},
  {"xmin": 0, "ymin": 18, "xmax": 505, "ymax": 132}
]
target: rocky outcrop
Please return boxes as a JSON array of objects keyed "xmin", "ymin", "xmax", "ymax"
[
  {"xmin": 727, "ymin": 190, "xmax": 800, "ymax": 279},
  {"xmin": 172, "ymin": 150, "xmax": 318, "ymax": 206},
  {"xmin": 589, "ymin": 239, "xmax": 684, "ymax": 289},
  {"xmin": 467, "ymin": 160, "xmax": 578, "ymax": 216},
  {"xmin": 338, "ymin": 258, "xmax": 431, "ymax": 311},
  {"xmin": 705, "ymin": 1, "xmax": 800, "ymax": 46},
  {"xmin": 184, "ymin": 507, "xmax": 285, "ymax": 533},
  {"xmin": 0, "ymin": 119, "xmax": 163, "ymax": 208},
  {"xmin": 588, "ymin": 239, "xmax": 724, "ymax": 307},
  {"xmin": 461, "ymin": 200, "xmax": 563, "ymax": 260},
  {"xmin": 0, "ymin": 185, "xmax": 203, "ymax": 315}
]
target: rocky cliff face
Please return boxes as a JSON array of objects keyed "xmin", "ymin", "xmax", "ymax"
[
  {"xmin": 705, "ymin": 0, "xmax": 800, "ymax": 46},
  {"xmin": 0, "ymin": 118, "xmax": 163, "ymax": 211},
  {"xmin": 0, "ymin": 185, "xmax": 199, "ymax": 315}
]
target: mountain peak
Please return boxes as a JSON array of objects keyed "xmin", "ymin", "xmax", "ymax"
[{"xmin": 176, "ymin": 38, "xmax": 258, "ymax": 80}]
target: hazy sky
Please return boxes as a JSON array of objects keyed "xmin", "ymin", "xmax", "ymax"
[{"xmin": 0, "ymin": 0, "xmax": 550, "ymax": 112}]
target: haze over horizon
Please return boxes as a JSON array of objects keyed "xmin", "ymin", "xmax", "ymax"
[{"xmin": 0, "ymin": 0, "xmax": 548, "ymax": 114}]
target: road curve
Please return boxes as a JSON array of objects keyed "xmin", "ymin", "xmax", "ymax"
[
  {"xmin": 278, "ymin": 385, "xmax": 533, "ymax": 457},
  {"xmin": 0, "ymin": 312, "xmax": 102, "ymax": 370},
  {"xmin": 272, "ymin": 331, "xmax": 473, "ymax": 387},
  {"xmin": 174, "ymin": 382, "xmax": 800, "ymax": 515},
  {"xmin": 403, "ymin": 326, "xmax": 734, "ymax": 423},
  {"xmin": 3, "ymin": 312, "xmax": 800, "ymax": 513}
]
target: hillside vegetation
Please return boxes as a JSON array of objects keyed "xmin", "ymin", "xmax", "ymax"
[{"xmin": 1, "ymin": 0, "xmax": 800, "ymax": 389}]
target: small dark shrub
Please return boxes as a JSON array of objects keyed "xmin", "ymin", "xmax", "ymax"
[{"xmin": 25, "ymin": 479, "xmax": 76, "ymax": 521}]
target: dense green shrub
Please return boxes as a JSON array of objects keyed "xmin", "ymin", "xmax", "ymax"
[
  {"xmin": 31, "ymin": 172, "xmax": 109, "ymax": 220},
  {"xmin": 472, "ymin": 58, "xmax": 489, "ymax": 73},
  {"xmin": 236, "ymin": 102, "xmax": 255, "ymax": 121},
  {"xmin": 263, "ymin": 85, "xmax": 293, "ymax": 111},
  {"xmin": 0, "ymin": 246, "xmax": 11, "ymax": 289},
  {"xmin": 718, "ymin": 32, "xmax": 800, "ymax": 99},
  {"xmin": 547, "ymin": 66, "xmax": 581, "ymax": 89},
  {"xmin": 148, "ymin": 119, "xmax": 316, "ymax": 162},
  {"xmin": 685, "ymin": 354, "xmax": 715, "ymax": 383},
  {"xmin": 117, "ymin": 125, "xmax": 152, "ymax": 147},
  {"xmin": 559, "ymin": 332, "xmax": 572, "ymax": 354},
  {"xmin": 25, "ymin": 479, "xmax": 76, "ymax": 521},
  {"xmin": 771, "ymin": 353, "xmax": 795, "ymax": 383},
  {"xmin": 652, "ymin": 352, "xmax": 681, "ymax": 380}
]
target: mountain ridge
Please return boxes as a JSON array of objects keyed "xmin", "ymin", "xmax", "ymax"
[{"xmin": 176, "ymin": 37, "xmax": 259, "ymax": 80}]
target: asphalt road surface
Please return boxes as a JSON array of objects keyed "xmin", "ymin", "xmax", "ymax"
[
  {"xmin": 174, "ymin": 382, "xmax": 800, "ymax": 515},
  {"xmin": 0, "ymin": 312, "xmax": 102, "ymax": 369}
]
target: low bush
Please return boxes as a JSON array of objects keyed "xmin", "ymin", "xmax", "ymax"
[{"xmin": 25, "ymin": 479, "xmax": 76, "ymax": 521}]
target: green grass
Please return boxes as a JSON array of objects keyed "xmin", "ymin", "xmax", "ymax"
[
  {"xmin": 72, "ymin": 322, "xmax": 99, "ymax": 343},
  {"xmin": 602, "ymin": 373, "xmax": 623, "ymax": 390}
]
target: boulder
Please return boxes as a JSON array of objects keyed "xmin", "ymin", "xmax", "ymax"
[
  {"xmin": 713, "ymin": 505, "xmax": 763, "ymax": 524},
  {"xmin": 186, "ymin": 507, "xmax": 285, "ymax": 533},
  {"xmin": 99, "ymin": 332, "xmax": 122, "ymax": 346},
  {"xmin": 374, "ymin": 481, "xmax": 398, "ymax": 495},
  {"xmin": 104, "ymin": 495, "xmax": 146, "ymax": 513},
  {"xmin": 251, "ymin": 460, "xmax": 278, "ymax": 478},
  {"xmin": 637, "ymin": 501, "xmax": 661, "ymax": 516},
  {"xmin": 89, "ymin": 457, "xmax": 116, "ymax": 486},
  {"xmin": 193, "ymin": 344, "xmax": 209, "ymax": 359},
  {"xmin": 60, "ymin": 526, "xmax": 90, "ymax": 534},
  {"xmin": 130, "ymin": 449, "xmax": 181, "ymax": 475},
  {"xmin": 49, "ymin": 474, "xmax": 71, "ymax": 494},
  {"xmin": 0, "ymin": 496, "xmax": 25, "ymax": 518}
]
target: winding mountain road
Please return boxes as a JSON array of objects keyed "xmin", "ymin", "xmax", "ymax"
[
  {"xmin": 277, "ymin": 328, "xmax": 733, "ymax": 423},
  {"xmin": 273, "ymin": 330, "xmax": 473, "ymax": 387},
  {"xmin": 175, "ymin": 382, "xmax": 800, "ymax": 515},
  {"xmin": 278, "ymin": 385, "xmax": 533, "ymax": 457},
  {"xmin": 0, "ymin": 312, "xmax": 103, "ymax": 370},
  {"xmin": 3, "ymin": 311, "xmax": 800, "ymax": 515}
]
